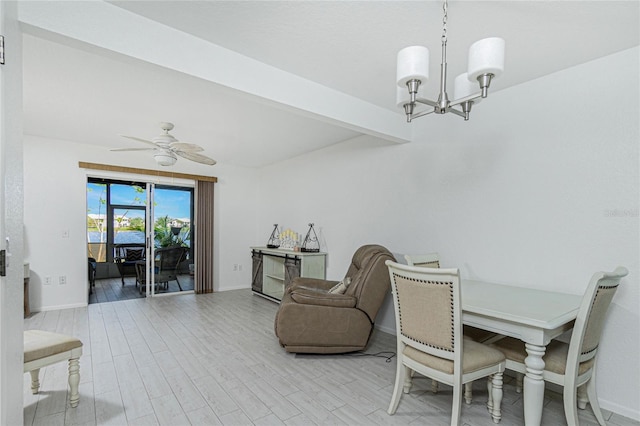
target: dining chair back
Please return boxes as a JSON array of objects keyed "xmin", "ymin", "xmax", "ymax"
[
  {"xmin": 386, "ymin": 261, "xmax": 506, "ymax": 425},
  {"xmin": 404, "ymin": 251, "xmax": 500, "ymax": 402},
  {"xmin": 492, "ymin": 266, "xmax": 628, "ymax": 426},
  {"xmin": 404, "ymin": 252, "xmax": 440, "ymax": 268}
]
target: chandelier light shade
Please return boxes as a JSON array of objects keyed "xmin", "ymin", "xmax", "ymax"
[
  {"xmin": 468, "ymin": 37, "xmax": 505, "ymax": 80},
  {"xmin": 453, "ymin": 73, "xmax": 481, "ymax": 104},
  {"xmin": 396, "ymin": 0, "xmax": 505, "ymax": 122},
  {"xmin": 397, "ymin": 46, "xmax": 430, "ymax": 87}
]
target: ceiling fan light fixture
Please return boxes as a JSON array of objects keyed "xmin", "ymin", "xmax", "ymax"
[
  {"xmin": 154, "ymin": 151, "xmax": 177, "ymax": 166},
  {"xmin": 114, "ymin": 122, "xmax": 217, "ymax": 166}
]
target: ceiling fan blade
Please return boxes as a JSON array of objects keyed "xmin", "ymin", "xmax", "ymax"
[
  {"xmin": 110, "ymin": 147, "xmax": 157, "ymax": 152},
  {"xmin": 170, "ymin": 142, "xmax": 204, "ymax": 153},
  {"xmin": 119, "ymin": 135, "xmax": 159, "ymax": 147},
  {"xmin": 176, "ymin": 151, "xmax": 217, "ymax": 165}
]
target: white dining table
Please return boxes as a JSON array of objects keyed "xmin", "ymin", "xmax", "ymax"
[{"xmin": 461, "ymin": 280, "xmax": 582, "ymax": 426}]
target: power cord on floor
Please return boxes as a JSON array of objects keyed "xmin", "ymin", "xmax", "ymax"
[{"xmin": 347, "ymin": 351, "xmax": 396, "ymax": 363}]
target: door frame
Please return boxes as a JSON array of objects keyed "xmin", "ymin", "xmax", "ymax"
[{"xmin": 0, "ymin": 2, "xmax": 25, "ymax": 423}]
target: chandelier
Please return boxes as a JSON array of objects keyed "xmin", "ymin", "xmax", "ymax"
[{"xmin": 396, "ymin": 0, "xmax": 505, "ymax": 122}]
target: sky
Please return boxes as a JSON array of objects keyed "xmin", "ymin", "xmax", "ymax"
[{"xmin": 87, "ymin": 182, "xmax": 192, "ymax": 223}]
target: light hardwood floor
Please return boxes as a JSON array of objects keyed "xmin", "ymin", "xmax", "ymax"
[
  {"xmin": 89, "ymin": 276, "xmax": 195, "ymax": 305},
  {"xmin": 23, "ymin": 289, "xmax": 639, "ymax": 426}
]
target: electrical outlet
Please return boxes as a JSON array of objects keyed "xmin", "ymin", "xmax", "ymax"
[
  {"xmin": 59, "ymin": 275, "xmax": 67, "ymax": 285},
  {"xmin": 233, "ymin": 264, "xmax": 238, "ymax": 271},
  {"xmin": 238, "ymin": 264, "xmax": 243, "ymax": 271},
  {"xmin": 44, "ymin": 276, "xmax": 53, "ymax": 285}
]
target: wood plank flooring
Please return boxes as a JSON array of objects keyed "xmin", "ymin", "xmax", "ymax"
[
  {"xmin": 24, "ymin": 289, "xmax": 639, "ymax": 426},
  {"xmin": 89, "ymin": 276, "xmax": 195, "ymax": 304}
]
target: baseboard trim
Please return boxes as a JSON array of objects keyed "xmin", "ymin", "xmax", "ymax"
[
  {"xmin": 600, "ymin": 399, "xmax": 640, "ymax": 422},
  {"xmin": 30, "ymin": 302, "xmax": 87, "ymax": 313}
]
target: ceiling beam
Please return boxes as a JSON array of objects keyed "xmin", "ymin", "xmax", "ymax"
[{"xmin": 18, "ymin": 1, "xmax": 411, "ymax": 144}]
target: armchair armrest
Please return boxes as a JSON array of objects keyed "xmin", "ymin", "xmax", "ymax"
[
  {"xmin": 288, "ymin": 277, "xmax": 339, "ymax": 294},
  {"xmin": 290, "ymin": 287, "xmax": 357, "ymax": 308}
]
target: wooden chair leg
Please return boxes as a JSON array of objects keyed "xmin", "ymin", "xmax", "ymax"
[
  {"xmin": 563, "ymin": 384, "xmax": 580, "ymax": 426},
  {"xmin": 451, "ymin": 383, "xmax": 463, "ymax": 426},
  {"xmin": 402, "ymin": 366, "xmax": 413, "ymax": 394},
  {"xmin": 68, "ymin": 358, "xmax": 80, "ymax": 408},
  {"xmin": 586, "ymin": 377, "xmax": 607, "ymax": 426},
  {"xmin": 490, "ymin": 373, "xmax": 504, "ymax": 424},
  {"xmin": 516, "ymin": 373, "xmax": 524, "ymax": 393},
  {"xmin": 487, "ymin": 376, "xmax": 493, "ymax": 412},
  {"xmin": 29, "ymin": 369, "xmax": 40, "ymax": 394},
  {"xmin": 388, "ymin": 362, "xmax": 407, "ymax": 415},
  {"xmin": 577, "ymin": 384, "xmax": 588, "ymax": 409},
  {"xmin": 464, "ymin": 382, "xmax": 473, "ymax": 405}
]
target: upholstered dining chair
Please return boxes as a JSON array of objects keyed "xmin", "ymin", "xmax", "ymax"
[
  {"xmin": 404, "ymin": 252, "xmax": 501, "ymax": 403},
  {"xmin": 386, "ymin": 261, "xmax": 506, "ymax": 425},
  {"xmin": 491, "ymin": 267, "xmax": 628, "ymax": 426}
]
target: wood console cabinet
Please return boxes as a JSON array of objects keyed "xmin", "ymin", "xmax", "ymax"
[{"xmin": 251, "ymin": 247, "xmax": 326, "ymax": 302}]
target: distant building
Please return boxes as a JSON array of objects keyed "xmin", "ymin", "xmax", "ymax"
[
  {"xmin": 114, "ymin": 215, "xmax": 130, "ymax": 228},
  {"xmin": 88, "ymin": 214, "xmax": 105, "ymax": 227},
  {"xmin": 170, "ymin": 218, "xmax": 190, "ymax": 228}
]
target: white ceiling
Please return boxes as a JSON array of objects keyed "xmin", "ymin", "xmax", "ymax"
[{"xmin": 21, "ymin": 1, "xmax": 639, "ymax": 168}]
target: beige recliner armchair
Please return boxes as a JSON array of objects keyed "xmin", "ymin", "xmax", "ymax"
[{"xmin": 274, "ymin": 244, "xmax": 395, "ymax": 354}]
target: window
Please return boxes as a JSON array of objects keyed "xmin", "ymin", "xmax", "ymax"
[
  {"xmin": 153, "ymin": 185, "xmax": 194, "ymax": 262},
  {"xmin": 87, "ymin": 178, "xmax": 146, "ymax": 263}
]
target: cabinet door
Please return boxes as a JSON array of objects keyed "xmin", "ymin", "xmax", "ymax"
[
  {"xmin": 283, "ymin": 256, "xmax": 301, "ymax": 290},
  {"xmin": 251, "ymin": 251, "xmax": 263, "ymax": 292}
]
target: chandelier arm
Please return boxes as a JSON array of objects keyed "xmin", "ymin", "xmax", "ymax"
[
  {"xmin": 409, "ymin": 109, "xmax": 436, "ymax": 121},
  {"xmin": 414, "ymin": 97, "xmax": 439, "ymax": 108},
  {"xmin": 447, "ymin": 108, "xmax": 467, "ymax": 119},
  {"xmin": 449, "ymin": 92, "xmax": 483, "ymax": 108}
]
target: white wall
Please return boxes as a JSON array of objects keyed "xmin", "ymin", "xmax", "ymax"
[
  {"xmin": 23, "ymin": 47, "xmax": 639, "ymax": 420},
  {"xmin": 23, "ymin": 136, "xmax": 257, "ymax": 311},
  {"xmin": 255, "ymin": 47, "xmax": 639, "ymax": 419}
]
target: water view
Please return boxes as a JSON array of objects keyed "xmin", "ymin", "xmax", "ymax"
[{"xmin": 88, "ymin": 231, "xmax": 145, "ymax": 244}]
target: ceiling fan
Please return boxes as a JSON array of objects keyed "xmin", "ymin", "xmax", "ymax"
[{"xmin": 112, "ymin": 122, "xmax": 216, "ymax": 166}]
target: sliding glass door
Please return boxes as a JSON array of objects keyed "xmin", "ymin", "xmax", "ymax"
[
  {"xmin": 150, "ymin": 185, "xmax": 194, "ymax": 294},
  {"xmin": 87, "ymin": 178, "xmax": 193, "ymax": 300}
]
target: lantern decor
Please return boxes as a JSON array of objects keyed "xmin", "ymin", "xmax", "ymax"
[
  {"xmin": 301, "ymin": 223, "xmax": 320, "ymax": 252},
  {"xmin": 266, "ymin": 224, "xmax": 280, "ymax": 248}
]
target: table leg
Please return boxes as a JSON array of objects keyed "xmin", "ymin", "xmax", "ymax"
[{"xmin": 523, "ymin": 343, "xmax": 546, "ymax": 426}]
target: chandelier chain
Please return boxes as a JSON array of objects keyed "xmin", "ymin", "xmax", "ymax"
[{"xmin": 441, "ymin": 0, "xmax": 448, "ymax": 43}]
